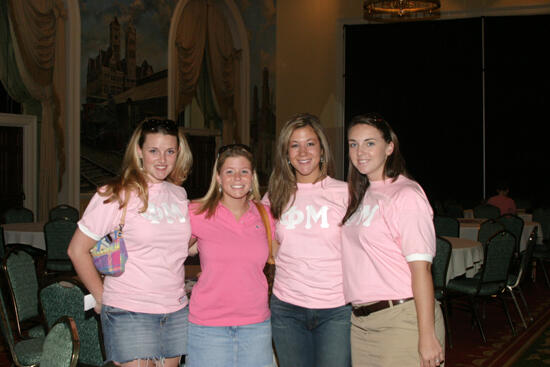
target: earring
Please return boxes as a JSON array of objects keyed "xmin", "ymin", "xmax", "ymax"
[
  {"xmin": 287, "ymin": 159, "xmax": 291, "ymax": 165},
  {"xmin": 219, "ymin": 186, "xmax": 222, "ymax": 193},
  {"xmin": 320, "ymin": 157, "xmax": 324, "ymax": 163}
]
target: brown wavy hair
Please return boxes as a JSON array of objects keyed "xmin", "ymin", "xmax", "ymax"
[
  {"xmin": 342, "ymin": 113, "xmax": 408, "ymax": 224},
  {"xmin": 99, "ymin": 117, "xmax": 193, "ymax": 212},
  {"xmin": 267, "ymin": 113, "xmax": 333, "ymax": 219}
]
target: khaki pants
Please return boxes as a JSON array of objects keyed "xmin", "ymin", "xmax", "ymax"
[{"xmin": 351, "ymin": 300, "xmax": 445, "ymax": 367}]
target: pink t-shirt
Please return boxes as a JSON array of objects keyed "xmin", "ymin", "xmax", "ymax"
[
  {"xmin": 78, "ymin": 181, "xmax": 190, "ymax": 313},
  {"xmin": 341, "ymin": 175, "xmax": 435, "ymax": 305},
  {"xmin": 266, "ymin": 176, "xmax": 348, "ymax": 309},
  {"xmin": 487, "ymin": 195, "xmax": 516, "ymax": 215},
  {"xmin": 188, "ymin": 202, "xmax": 273, "ymax": 326}
]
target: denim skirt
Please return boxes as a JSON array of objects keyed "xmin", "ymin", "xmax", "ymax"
[
  {"xmin": 101, "ymin": 304, "xmax": 189, "ymax": 364},
  {"xmin": 186, "ymin": 318, "xmax": 273, "ymax": 367}
]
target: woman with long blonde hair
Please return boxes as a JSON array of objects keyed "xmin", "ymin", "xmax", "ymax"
[
  {"xmin": 68, "ymin": 118, "xmax": 192, "ymax": 367},
  {"xmin": 187, "ymin": 144, "xmax": 275, "ymax": 367}
]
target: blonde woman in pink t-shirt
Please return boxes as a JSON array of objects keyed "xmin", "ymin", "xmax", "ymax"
[
  {"xmin": 341, "ymin": 113, "xmax": 445, "ymax": 367},
  {"xmin": 266, "ymin": 113, "xmax": 351, "ymax": 367},
  {"xmin": 68, "ymin": 118, "xmax": 193, "ymax": 367},
  {"xmin": 186, "ymin": 144, "xmax": 275, "ymax": 367}
]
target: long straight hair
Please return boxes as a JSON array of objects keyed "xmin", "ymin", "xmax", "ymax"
[
  {"xmin": 267, "ymin": 113, "xmax": 333, "ymax": 219},
  {"xmin": 342, "ymin": 113, "xmax": 408, "ymax": 224},
  {"xmin": 99, "ymin": 118, "xmax": 192, "ymax": 212},
  {"xmin": 194, "ymin": 145, "xmax": 261, "ymax": 218}
]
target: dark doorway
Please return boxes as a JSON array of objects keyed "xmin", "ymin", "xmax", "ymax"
[
  {"xmin": 184, "ymin": 135, "xmax": 216, "ymax": 200},
  {"xmin": 344, "ymin": 15, "xmax": 550, "ymax": 207}
]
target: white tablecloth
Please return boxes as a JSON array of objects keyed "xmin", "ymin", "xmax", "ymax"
[
  {"xmin": 2, "ymin": 222, "xmax": 46, "ymax": 250},
  {"xmin": 458, "ymin": 218, "xmax": 542, "ymax": 251},
  {"xmin": 443, "ymin": 236, "xmax": 484, "ymax": 283}
]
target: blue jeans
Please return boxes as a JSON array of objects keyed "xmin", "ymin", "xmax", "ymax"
[
  {"xmin": 270, "ymin": 295, "xmax": 351, "ymax": 367},
  {"xmin": 186, "ymin": 318, "xmax": 273, "ymax": 367}
]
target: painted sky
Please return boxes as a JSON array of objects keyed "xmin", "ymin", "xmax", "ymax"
[
  {"xmin": 79, "ymin": 0, "xmax": 177, "ymax": 102},
  {"xmin": 79, "ymin": 0, "xmax": 276, "ymax": 107}
]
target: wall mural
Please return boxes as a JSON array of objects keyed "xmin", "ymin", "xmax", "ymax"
[{"xmin": 79, "ymin": 0, "xmax": 276, "ymax": 193}]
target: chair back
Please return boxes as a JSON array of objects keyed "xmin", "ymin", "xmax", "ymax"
[
  {"xmin": 432, "ymin": 236, "xmax": 452, "ymax": 298},
  {"xmin": 1, "ymin": 226, "xmax": 5, "ymax": 259},
  {"xmin": 43, "ymin": 219, "xmax": 77, "ymax": 272},
  {"xmin": 509, "ymin": 227, "xmax": 538, "ymax": 288},
  {"xmin": 496, "ymin": 214, "xmax": 524, "ymax": 254},
  {"xmin": 2, "ymin": 207, "xmax": 34, "ymax": 224},
  {"xmin": 49, "ymin": 205, "xmax": 79, "ymax": 222},
  {"xmin": 444, "ymin": 203, "xmax": 464, "ymax": 219},
  {"xmin": 40, "ymin": 316, "xmax": 80, "ymax": 367},
  {"xmin": 40, "ymin": 279, "xmax": 104, "ymax": 366},
  {"xmin": 478, "ymin": 219, "xmax": 505, "ymax": 244},
  {"xmin": 2, "ymin": 247, "xmax": 41, "ymax": 337},
  {"xmin": 533, "ymin": 208, "xmax": 550, "ymax": 242},
  {"xmin": 478, "ymin": 231, "xmax": 516, "ymax": 295},
  {"xmin": 434, "ymin": 216, "xmax": 459, "ymax": 237},
  {"xmin": 473, "ymin": 203, "xmax": 501, "ymax": 219}
]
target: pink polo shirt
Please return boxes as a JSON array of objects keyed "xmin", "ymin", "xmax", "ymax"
[
  {"xmin": 341, "ymin": 175, "xmax": 435, "ymax": 305},
  {"xmin": 265, "ymin": 176, "xmax": 348, "ymax": 309},
  {"xmin": 78, "ymin": 182, "xmax": 191, "ymax": 313},
  {"xmin": 188, "ymin": 202, "xmax": 273, "ymax": 326}
]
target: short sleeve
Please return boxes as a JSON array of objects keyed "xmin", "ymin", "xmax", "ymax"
[
  {"xmin": 394, "ymin": 186, "xmax": 435, "ymax": 262},
  {"xmin": 78, "ymin": 191, "xmax": 124, "ymax": 241}
]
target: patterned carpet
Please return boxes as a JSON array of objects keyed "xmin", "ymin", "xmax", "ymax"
[{"xmin": 446, "ymin": 274, "xmax": 550, "ymax": 366}]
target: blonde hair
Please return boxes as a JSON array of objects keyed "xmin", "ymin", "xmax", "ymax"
[
  {"xmin": 195, "ymin": 144, "xmax": 261, "ymax": 218},
  {"xmin": 267, "ymin": 113, "xmax": 333, "ymax": 219},
  {"xmin": 99, "ymin": 118, "xmax": 193, "ymax": 212}
]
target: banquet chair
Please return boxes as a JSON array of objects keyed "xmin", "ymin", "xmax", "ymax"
[
  {"xmin": 477, "ymin": 219, "xmax": 505, "ymax": 245},
  {"xmin": 49, "ymin": 204, "xmax": 79, "ymax": 222},
  {"xmin": 40, "ymin": 278, "xmax": 105, "ymax": 366},
  {"xmin": 43, "ymin": 219, "xmax": 77, "ymax": 274},
  {"xmin": 447, "ymin": 230, "xmax": 517, "ymax": 343},
  {"xmin": 533, "ymin": 208, "xmax": 550, "ymax": 244},
  {"xmin": 39, "ymin": 316, "xmax": 80, "ymax": 367},
  {"xmin": 432, "ymin": 236, "xmax": 453, "ymax": 348},
  {"xmin": 473, "ymin": 203, "xmax": 500, "ymax": 219},
  {"xmin": 2, "ymin": 247, "xmax": 46, "ymax": 339},
  {"xmin": 444, "ymin": 203, "xmax": 464, "ymax": 219},
  {"xmin": 2, "ymin": 207, "xmax": 34, "ymax": 224},
  {"xmin": 433, "ymin": 216, "xmax": 459, "ymax": 237},
  {"xmin": 496, "ymin": 214, "xmax": 524, "ymax": 256},
  {"xmin": 506, "ymin": 227, "xmax": 537, "ymax": 328},
  {"xmin": 0, "ymin": 291, "xmax": 45, "ymax": 367}
]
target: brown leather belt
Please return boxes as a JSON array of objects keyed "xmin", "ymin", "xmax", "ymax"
[{"xmin": 352, "ymin": 298, "xmax": 414, "ymax": 317}]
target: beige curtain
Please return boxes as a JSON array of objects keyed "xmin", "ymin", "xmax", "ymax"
[
  {"xmin": 206, "ymin": 3, "xmax": 240, "ymax": 143},
  {"xmin": 175, "ymin": 0, "xmax": 207, "ymax": 117},
  {"xmin": 8, "ymin": 0, "xmax": 66, "ymax": 220}
]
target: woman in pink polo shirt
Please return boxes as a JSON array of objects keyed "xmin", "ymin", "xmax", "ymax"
[
  {"xmin": 266, "ymin": 113, "xmax": 351, "ymax": 367},
  {"xmin": 187, "ymin": 144, "xmax": 274, "ymax": 367},
  {"xmin": 341, "ymin": 113, "xmax": 445, "ymax": 367},
  {"xmin": 68, "ymin": 118, "xmax": 193, "ymax": 367}
]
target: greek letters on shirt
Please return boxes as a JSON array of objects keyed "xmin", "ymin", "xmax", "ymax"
[
  {"xmin": 345, "ymin": 204, "xmax": 379, "ymax": 227},
  {"xmin": 140, "ymin": 202, "xmax": 187, "ymax": 224},
  {"xmin": 280, "ymin": 205, "xmax": 330, "ymax": 230}
]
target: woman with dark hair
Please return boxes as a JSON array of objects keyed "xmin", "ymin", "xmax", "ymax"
[
  {"xmin": 266, "ymin": 113, "xmax": 350, "ymax": 367},
  {"xmin": 186, "ymin": 144, "xmax": 275, "ymax": 367},
  {"xmin": 68, "ymin": 118, "xmax": 193, "ymax": 367},
  {"xmin": 341, "ymin": 113, "xmax": 444, "ymax": 367}
]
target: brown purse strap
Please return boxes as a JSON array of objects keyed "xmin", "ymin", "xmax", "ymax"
[
  {"xmin": 254, "ymin": 201, "xmax": 275, "ymax": 265},
  {"xmin": 118, "ymin": 205, "xmax": 128, "ymax": 231}
]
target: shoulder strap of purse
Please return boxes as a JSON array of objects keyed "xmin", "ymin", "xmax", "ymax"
[
  {"xmin": 253, "ymin": 201, "xmax": 275, "ymax": 265},
  {"xmin": 118, "ymin": 205, "xmax": 128, "ymax": 231}
]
